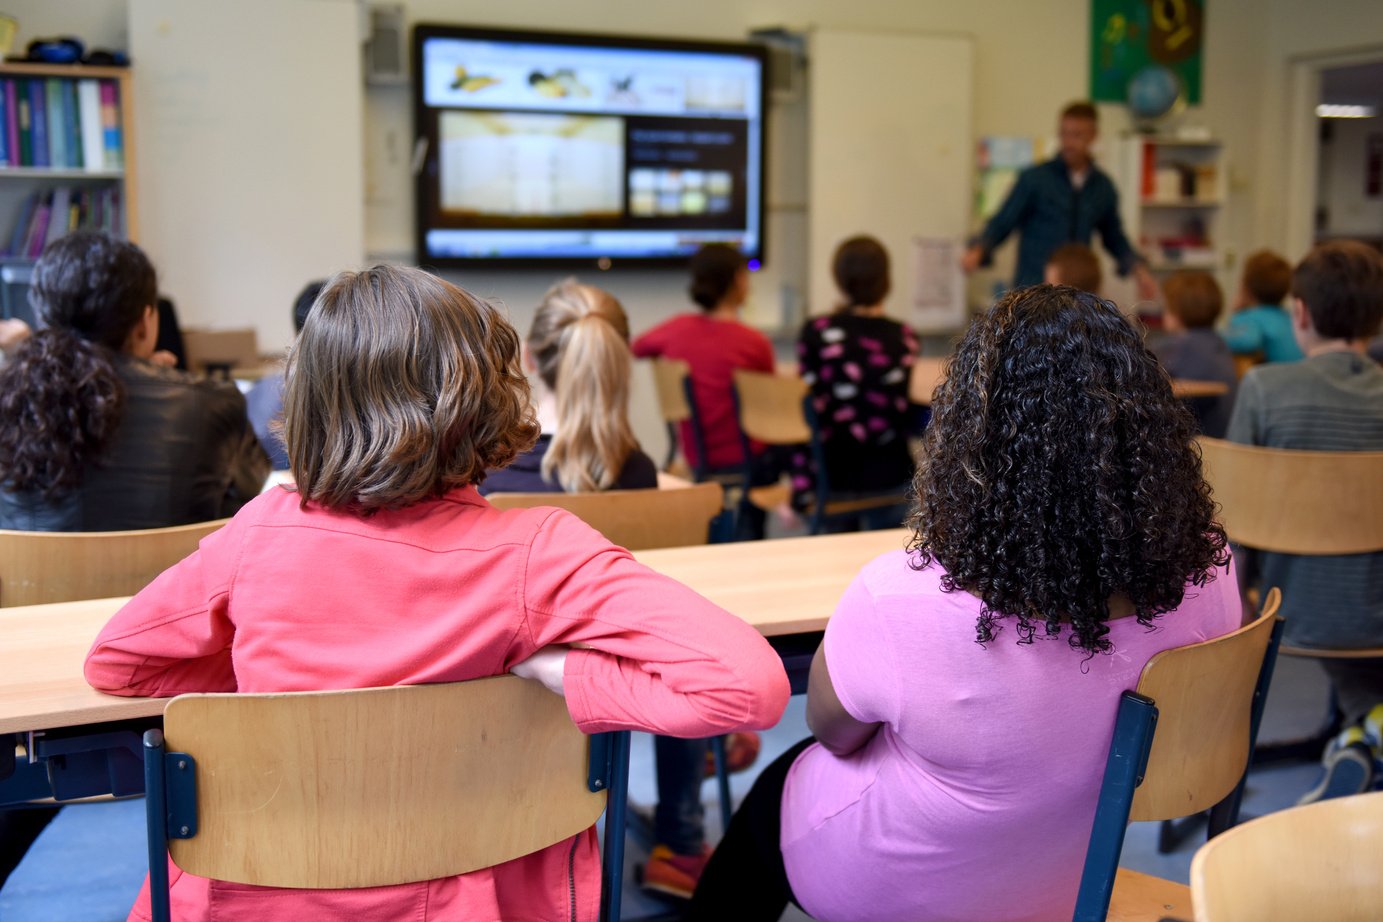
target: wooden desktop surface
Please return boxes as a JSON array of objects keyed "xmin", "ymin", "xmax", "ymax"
[{"xmin": 0, "ymin": 529, "xmax": 910, "ymax": 735}]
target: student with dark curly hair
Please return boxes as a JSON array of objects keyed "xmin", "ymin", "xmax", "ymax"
[
  {"xmin": 0, "ymin": 232, "xmax": 268, "ymax": 531},
  {"xmin": 691, "ymin": 285, "xmax": 1240, "ymax": 922},
  {"xmin": 84, "ymin": 265, "xmax": 789, "ymax": 922}
]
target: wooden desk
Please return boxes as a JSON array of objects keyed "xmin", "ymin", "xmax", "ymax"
[
  {"xmin": 0, "ymin": 530, "xmax": 910, "ymax": 736},
  {"xmin": 633, "ymin": 528, "xmax": 907, "ymax": 637},
  {"xmin": 1170, "ymin": 378, "xmax": 1231, "ymax": 399}
]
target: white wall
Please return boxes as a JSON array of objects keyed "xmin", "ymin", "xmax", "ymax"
[{"xmin": 1319, "ymin": 117, "xmax": 1383, "ymax": 238}]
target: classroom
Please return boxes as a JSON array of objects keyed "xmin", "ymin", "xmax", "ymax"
[{"xmin": 1, "ymin": 0, "xmax": 1382, "ymax": 920}]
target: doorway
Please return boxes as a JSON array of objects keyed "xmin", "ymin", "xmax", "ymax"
[{"xmin": 1314, "ymin": 60, "xmax": 1383, "ymax": 251}]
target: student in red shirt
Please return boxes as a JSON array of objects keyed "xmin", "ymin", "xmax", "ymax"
[
  {"xmin": 83, "ymin": 265, "xmax": 790, "ymax": 922},
  {"xmin": 632, "ymin": 244, "xmax": 775, "ymax": 474}
]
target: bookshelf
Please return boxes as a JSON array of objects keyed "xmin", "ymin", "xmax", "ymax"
[
  {"xmin": 0, "ymin": 62, "xmax": 137, "ymax": 268},
  {"xmin": 1109, "ymin": 134, "xmax": 1229, "ymax": 315}
]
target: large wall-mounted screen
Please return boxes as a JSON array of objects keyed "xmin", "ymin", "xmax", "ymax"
[{"xmin": 413, "ymin": 25, "xmax": 767, "ymax": 267}]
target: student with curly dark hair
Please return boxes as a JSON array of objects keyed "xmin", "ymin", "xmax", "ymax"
[
  {"xmin": 0, "ymin": 232, "xmax": 267, "ymax": 530},
  {"xmin": 84, "ymin": 265, "xmax": 789, "ymax": 922},
  {"xmin": 691, "ymin": 285, "xmax": 1239, "ymax": 922}
]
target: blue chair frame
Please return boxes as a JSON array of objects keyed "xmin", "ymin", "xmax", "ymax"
[
  {"xmin": 144, "ymin": 728, "xmax": 632, "ymax": 922},
  {"xmin": 1071, "ymin": 615, "xmax": 1284, "ymax": 922}
]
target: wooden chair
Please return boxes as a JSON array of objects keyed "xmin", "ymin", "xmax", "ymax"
[
  {"xmin": 648, "ymin": 357, "xmax": 694, "ymax": 474},
  {"xmin": 1198, "ymin": 437, "xmax": 1383, "ymax": 757},
  {"xmin": 1190, "ymin": 789, "xmax": 1383, "ymax": 921},
  {"xmin": 486, "ymin": 482, "xmax": 726, "ymax": 551},
  {"xmin": 142, "ymin": 678, "xmax": 630, "ymax": 922},
  {"xmin": 0, "ymin": 519, "xmax": 229, "ymax": 607},
  {"xmin": 1073, "ymin": 590, "xmax": 1284, "ymax": 922},
  {"xmin": 1171, "ymin": 379, "xmax": 1231, "ymax": 399},
  {"xmin": 732, "ymin": 370, "xmax": 911, "ymax": 535},
  {"xmin": 1231, "ymin": 352, "xmax": 1262, "ymax": 381}
]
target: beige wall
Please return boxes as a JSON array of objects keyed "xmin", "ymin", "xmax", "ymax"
[{"xmin": 8, "ymin": 0, "xmax": 1381, "ymax": 457}]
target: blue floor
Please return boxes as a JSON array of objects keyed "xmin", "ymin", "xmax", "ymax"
[{"xmin": 0, "ymin": 653, "xmax": 1343, "ymax": 921}]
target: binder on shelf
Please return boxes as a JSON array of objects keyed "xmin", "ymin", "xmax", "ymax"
[
  {"xmin": 60, "ymin": 79, "xmax": 82, "ymax": 169},
  {"xmin": 77, "ymin": 79, "xmax": 103, "ymax": 172},
  {"xmin": 26, "ymin": 79, "xmax": 48, "ymax": 168},
  {"xmin": 45, "ymin": 79, "xmax": 66, "ymax": 169},
  {"xmin": 16, "ymin": 82, "xmax": 32, "ymax": 167},
  {"xmin": 3, "ymin": 81, "xmax": 18, "ymax": 167},
  {"xmin": 25, "ymin": 194, "xmax": 51, "ymax": 258},
  {"xmin": 98, "ymin": 80, "xmax": 122, "ymax": 170},
  {"xmin": 0, "ymin": 84, "xmax": 8, "ymax": 167}
]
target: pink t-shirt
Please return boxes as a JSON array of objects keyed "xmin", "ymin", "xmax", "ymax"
[{"xmin": 781, "ymin": 550, "xmax": 1241, "ymax": 922}]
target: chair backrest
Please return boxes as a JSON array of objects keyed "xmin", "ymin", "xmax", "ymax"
[
  {"xmin": 1171, "ymin": 378, "xmax": 1231, "ymax": 399},
  {"xmin": 1130, "ymin": 591, "xmax": 1280, "ymax": 822},
  {"xmin": 1073, "ymin": 590, "xmax": 1282, "ymax": 922},
  {"xmin": 908, "ymin": 357, "xmax": 947, "ymax": 406},
  {"xmin": 1198, "ymin": 437, "xmax": 1383, "ymax": 555},
  {"xmin": 649, "ymin": 358, "xmax": 693, "ymax": 424},
  {"xmin": 182, "ymin": 327, "xmax": 260, "ymax": 374},
  {"xmin": 486, "ymin": 482, "xmax": 724, "ymax": 550},
  {"xmin": 154, "ymin": 678, "xmax": 612, "ymax": 889},
  {"xmin": 732, "ymin": 370, "xmax": 811, "ymax": 445},
  {"xmin": 1192, "ymin": 790, "xmax": 1383, "ymax": 921},
  {"xmin": 0, "ymin": 519, "xmax": 229, "ymax": 607}
]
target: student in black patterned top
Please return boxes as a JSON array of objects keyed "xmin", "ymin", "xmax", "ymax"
[{"xmin": 794, "ymin": 236, "xmax": 919, "ymax": 530}]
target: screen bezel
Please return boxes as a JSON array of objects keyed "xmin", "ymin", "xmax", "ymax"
[{"xmin": 411, "ymin": 23, "xmax": 769, "ymax": 270}]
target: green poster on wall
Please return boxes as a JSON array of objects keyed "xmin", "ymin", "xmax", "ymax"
[{"xmin": 1091, "ymin": 0, "xmax": 1204, "ymax": 105}]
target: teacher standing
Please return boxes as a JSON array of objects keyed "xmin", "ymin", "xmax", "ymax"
[{"xmin": 962, "ymin": 101, "xmax": 1156, "ymax": 297}]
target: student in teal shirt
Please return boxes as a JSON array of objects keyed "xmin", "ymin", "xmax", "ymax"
[{"xmin": 1223, "ymin": 250, "xmax": 1305, "ymax": 362}]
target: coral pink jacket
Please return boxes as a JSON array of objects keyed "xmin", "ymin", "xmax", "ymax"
[{"xmin": 84, "ymin": 485, "xmax": 790, "ymax": 922}]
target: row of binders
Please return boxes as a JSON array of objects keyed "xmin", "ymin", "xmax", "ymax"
[
  {"xmin": 5, "ymin": 186, "xmax": 123, "ymax": 258},
  {"xmin": 0, "ymin": 77, "xmax": 125, "ymax": 171}
]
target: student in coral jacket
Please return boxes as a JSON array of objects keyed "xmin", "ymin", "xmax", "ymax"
[{"xmin": 84, "ymin": 265, "xmax": 790, "ymax": 922}]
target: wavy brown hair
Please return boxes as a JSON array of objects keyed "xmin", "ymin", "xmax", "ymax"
[
  {"xmin": 282, "ymin": 266, "xmax": 539, "ymax": 512},
  {"xmin": 0, "ymin": 232, "xmax": 156, "ymax": 497},
  {"xmin": 908, "ymin": 285, "xmax": 1229, "ymax": 655}
]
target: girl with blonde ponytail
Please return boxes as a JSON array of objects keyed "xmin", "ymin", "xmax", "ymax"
[{"xmin": 480, "ymin": 278, "xmax": 657, "ymax": 494}]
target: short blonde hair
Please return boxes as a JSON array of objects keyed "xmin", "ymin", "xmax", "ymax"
[
  {"xmin": 282, "ymin": 265, "xmax": 538, "ymax": 511},
  {"xmin": 527, "ymin": 279, "xmax": 638, "ymax": 492}
]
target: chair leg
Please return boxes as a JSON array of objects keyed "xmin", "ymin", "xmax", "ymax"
[
  {"xmin": 709, "ymin": 735, "xmax": 733, "ymax": 834},
  {"xmin": 142, "ymin": 730, "xmax": 171, "ymax": 922},
  {"xmin": 599, "ymin": 731, "xmax": 631, "ymax": 922}
]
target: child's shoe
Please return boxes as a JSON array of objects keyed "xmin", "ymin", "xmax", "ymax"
[
  {"xmin": 640, "ymin": 843, "xmax": 712, "ymax": 900},
  {"xmin": 1298, "ymin": 734, "xmax": 1375, "ymax": 805}
]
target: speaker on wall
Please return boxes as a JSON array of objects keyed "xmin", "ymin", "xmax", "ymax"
[{"xmin": 364, "ymin": 3, "xmax": 407, "ymax": 85}]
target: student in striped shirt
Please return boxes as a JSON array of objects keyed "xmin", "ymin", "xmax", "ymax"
[{"xmin": 1226, "ymin": 240, "xmax": 1383, "ymax": 801}]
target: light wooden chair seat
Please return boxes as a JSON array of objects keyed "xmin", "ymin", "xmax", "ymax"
[
  {"xmin": 732, "ymin": 370, "xmax": 911, "ymax": 534},
  {"xmin": 0, "ymin": 519, "xmax": 229, "ymax": 607},
  {"xmin": 1073, "ymin": 590, "xmax": 1283, "ymax": 921},
  {"xmin": 486, "ymin": 482, "xmax": 724, "ymax": 551},
  {"xmin": 143, "ymin": 677, "xmax": 629, "ymax": 921},
  {"xmin": 1108, "ymin": 868, "xmax": 1192, "ymax": 922},
  {"xmin": 1191, "ymin": 790, "xmax": 1383, "ymax": 921}
]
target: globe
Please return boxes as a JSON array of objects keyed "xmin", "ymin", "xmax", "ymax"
[{"xmin": 1127, "ymin": 65, "xmax": 1183, "ymax": 122}]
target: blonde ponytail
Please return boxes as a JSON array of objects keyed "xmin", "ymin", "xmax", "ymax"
[{"xmin": 529, "ymin": 279, "xmax": 639, "ymax": 492}]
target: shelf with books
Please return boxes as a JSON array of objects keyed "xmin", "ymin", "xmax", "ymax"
[
  {"xmin": 1109, "ymin": 134, "xmax": 1229, "ymax": 313},
  {"xmin": 0, "ymin": 62, "xmax": 137, "ymax": 258}
]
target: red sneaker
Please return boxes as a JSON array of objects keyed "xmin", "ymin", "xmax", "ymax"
[
  {"xmin": 641, "ymin": 843, "xmax": 712, "ymax": 900},
  {"xmin": 704, "ymin": 731, "xmax": 761, "ymax": 778}
]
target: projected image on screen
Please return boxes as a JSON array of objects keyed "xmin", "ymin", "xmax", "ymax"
[
  {"xmin": 414, "ymin": 26, "xmax": 766, "ymax": 264},
  {"xmin": 439, "ymin": 112, "xmax": 623, "ymax": 220}
]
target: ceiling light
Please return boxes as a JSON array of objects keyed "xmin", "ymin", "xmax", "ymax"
[{"xmin": 1316, "ymin": 104, "xmax": 1376, "ymax": 118}]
